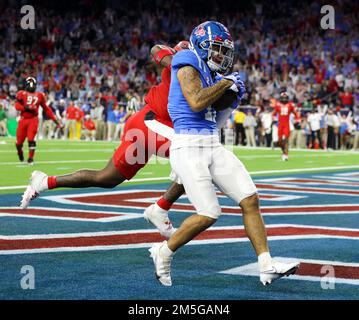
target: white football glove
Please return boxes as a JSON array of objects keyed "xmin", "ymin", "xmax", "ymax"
[{"xmin": 223, "ymin": 72, "xmax": 242, "ymax": 93}]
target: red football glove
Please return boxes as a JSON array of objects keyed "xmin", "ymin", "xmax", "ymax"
[{"xmin": 173, "ymin": 40, "xmax": 190, "ymax": 52}]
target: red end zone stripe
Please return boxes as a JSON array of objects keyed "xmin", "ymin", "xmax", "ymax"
[
  {"xmin": 256, "ymin": 184, "xmax": 359, "ymax": 195},
  {"xmin": 1, "ymin": 226, "xmax": 359, "ymax": 251},
  {"xmin": 297, "ymin": 262, "xmax": 359, "ymax": 279},
  {"xmin": 273, "ymin": 179, "xmax": 359, "ymax": 186},
  {"xmin": 0, "ymin": 208, "xmax": 120, "ymax": 219}
]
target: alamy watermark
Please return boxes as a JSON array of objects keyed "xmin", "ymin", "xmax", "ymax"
[
  {"xmin": 20, "ymin": 265, "xmax": 35, "ymax": 290},
  {"xmin": 320, "ymin": 265, "xmax": 335, "ymax": 290},
  {"xmin": 320, "ymin": 5, "xmax": 335, "ymax": 30},
  {"xmin": 20, "ymin": 5, "xmax": 35, "ymax": 30}
]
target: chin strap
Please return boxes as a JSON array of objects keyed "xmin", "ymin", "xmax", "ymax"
[{"xmin": 207, "ymin": 59, "xmax": 222, "ymax": 73}]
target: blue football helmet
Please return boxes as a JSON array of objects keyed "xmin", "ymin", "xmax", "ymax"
[{"xmin": 189, "ymin": 21, "xmax": 234, "ymax": 74}]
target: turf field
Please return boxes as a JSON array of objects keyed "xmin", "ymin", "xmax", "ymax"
[
  {"xmin": 0, "ymin": 136, "xmax": 359, "ymax": 300},
  {"xmin": 1, "ymin": 137, "xmax": 358, "ymax": 192}
]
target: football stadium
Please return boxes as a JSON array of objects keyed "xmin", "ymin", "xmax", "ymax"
[{"xmin": 0, "ymin": 0, "xmax": 358, "ymax": 304}]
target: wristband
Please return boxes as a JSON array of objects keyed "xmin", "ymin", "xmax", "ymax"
[{"xmin": 153, "ymin": 48, "xmax": 174, "ymax": 65}]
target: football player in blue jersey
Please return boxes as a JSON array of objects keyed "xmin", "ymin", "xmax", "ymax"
[{"xmin": 149, "ymin": 21, "xmax": 300, "ymax": 287}]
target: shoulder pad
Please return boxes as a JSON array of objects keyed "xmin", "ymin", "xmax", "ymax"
[{"xmin": 172, "ymin": 50, "xmax": 207, "ymax": 74}]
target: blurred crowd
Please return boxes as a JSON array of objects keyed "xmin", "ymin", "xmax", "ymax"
[
  {"xmin": 0, "ymin": 0, "xmax": 358, "ymax": 148},
  {"xmin": 223, "ymin": 106, "xmax": 359, "ymax": 151}
]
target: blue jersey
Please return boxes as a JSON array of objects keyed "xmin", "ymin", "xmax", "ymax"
[{"xmin": 168, "ymin": 50, "xmax": 218, "ymax": 134}]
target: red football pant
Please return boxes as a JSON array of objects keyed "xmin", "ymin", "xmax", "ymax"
[
  {"xmin": 16, "ymin": 118, "xmax": 39, "ymax": 145},
  {"xmin": 278, "ymin": 123, "xmax": 290, "ymax": 140},
  {"xmin": 113, "ymin": 105, "xmax": 172, "ymax": 180}
]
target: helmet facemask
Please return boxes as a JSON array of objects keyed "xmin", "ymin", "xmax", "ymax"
[
  {"xmin": 280, "ymin": 92, "xmax": 289, "ymax": 103},
  {"xmin": 201, "ymin": 39, "xmax": 234, "ymax": 74}
]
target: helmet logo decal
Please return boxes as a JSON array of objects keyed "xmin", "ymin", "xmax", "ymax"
[{"xmin": 195, "ymin": 26, "xmax": 205, "ymax": 37}]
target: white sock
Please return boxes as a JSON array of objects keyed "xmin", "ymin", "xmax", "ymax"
[
  {"xmin": 154, "ymin": 203, "xmax": 169, "ymax": 215},
  {"xmin": 258, "ymin": 252, "xmax": 272, "ymax": 272},
  {"xmin": 160, "ymin": 241, "xmax": 174, "ymax": 257},
  {"xmin": 42, "ymin": 177, "xmax": 49, "ymax": 191}
]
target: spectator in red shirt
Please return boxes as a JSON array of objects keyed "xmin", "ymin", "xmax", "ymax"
[
  {"xmin": 339, "ymin": 90, "xmax": 354, "ymax": 110},
  {"xmin": 64, "ymin": 101, "xmax": 80, "ymax": 140},
  {"xmin": 82, "ymin": 115, "xmax": 96, "ymax": 141}
]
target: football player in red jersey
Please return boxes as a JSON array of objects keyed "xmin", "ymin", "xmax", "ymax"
[
  {"xmin": 21, "ymin": 42, "xmax": 190, "ymax": 238},
  {"xmin": 15, "ymin": 77, "xmax": 62, "ymax": 164},
  {"xmin": 272, "ymin": 92, "xmax": 299, "ymax": 161}
]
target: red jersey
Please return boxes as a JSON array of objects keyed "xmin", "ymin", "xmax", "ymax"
[
  {"xmin": 75, "ymin": 109, "xmax": 85, "ymax": 121},
  {"xmin": 272, "ymin": 102, "xmax": 296, "ymax": 125},
  {"xmin": 84, "ymin": 119, "xmax": 96, "ymax": 130},
  {"xmin": 66, "ymin": 105, "xmax": 78, "ymax": 120},
  {"xmin": 66, "ymin": 105, "xmax": 84, "ymax": 121},
  {"xmin": 102, "ymin": 95, "xmax": 118, "ymax": 108},
  {"xmin": 15, "ymin": 90, "xmax": 56, "ymax": 121},
  {"xmin": 144, "ymin": 65, "xmax": 171, "ymax": 122},
  {"xmin": 340, "ymin": 92, "xmax": 354, "ymax": 106}
]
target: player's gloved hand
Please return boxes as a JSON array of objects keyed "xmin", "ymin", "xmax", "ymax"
[
  {"xmin": 236, "ymin": 79, "xmax": 246, "ymax": 100},
  {"xmin": 223, "ymin": 72, "xmax": 242, "ymax": 91},
  {"xmin": 223, "ymin": 72, "xmax": 246, "ymax": 99},
  {"xmin": 173, "ymin": 40, "xmax": 190, "ymax": 52},
  {"xmin": 225, "ymin": 77, "xmax": 246, "ymax": 109}
]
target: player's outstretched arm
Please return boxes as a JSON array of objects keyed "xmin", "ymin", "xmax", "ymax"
[
  {"xmin": 15, "ymin": 100, "xmax": 26, "ymax": 112},
  {"xmin": 14, "ymin": 93, "xmax": 27, "ymax": 112},
  {"xmin": 177, "ymin": 66, "xmax": 233, "ymax": 112},
  {"xmin": 151, "ymin": 45, "xmax": 175, "ymax": 68},
  {"xmin": 41, "ymin": 95, "xmax": 62, "ymax": 127}
]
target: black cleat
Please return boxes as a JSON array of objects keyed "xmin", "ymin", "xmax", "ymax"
[
  {"xmin": 18, "ymin": 154, "xmax": 24, "ymax": 162},
  {"xmin": 27, "ymin": 158, "xmax": 34, "ymax": 165}
]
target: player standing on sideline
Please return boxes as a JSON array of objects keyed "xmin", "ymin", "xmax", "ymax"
[
  {"xmin": 272, "ymin": 92, "xmax": 299, "ymax": 161},
  {"xmin": 15, "ymin": 77, "xmax": 62, "ymax": 164},
  {"xmin": 148, "ymin": 21, "xmax": 300, "ymax": 286},
  {"xmin": 0, "ymin": 103, "xmax": 8, "ymax": 136},
  {"xmin": 20, "ymin": 43, "xmax": 190, "ymax": 238}
]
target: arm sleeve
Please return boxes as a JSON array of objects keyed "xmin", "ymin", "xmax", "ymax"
[
  {"xmin": 153, "ymin": 47, "xmax": 174, "ymax": 66},
  {"xmin": 291, "ymin": 104, "xmax": 299, "ymax": 118},
  {"xmin": 15, "ymin": 92, "xmax": 25, "ymax": 112}
]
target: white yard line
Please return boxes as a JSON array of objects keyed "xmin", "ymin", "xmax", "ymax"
[
  {"xmin": 0, "ymin": 149, "xmax": 115, "ymax": 153},
  {"xmin": 231, "ymin": 145, "xmax": 359, "ymax": 154},
  {"xmin": 0, "ymin": 159, "xmax": 107, "ymax": 165},
  {"xmin": 0, "ymin": 176, "xmax": 173, "ymax": 190},
  {"xmin": 250, "ymin": 165, "xmax": 359, "ymax": 175}
]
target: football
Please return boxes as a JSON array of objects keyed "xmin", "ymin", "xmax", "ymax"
[{"xmin": 213, "ymin": 90, "xmax": 238, "ymax": 111}]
